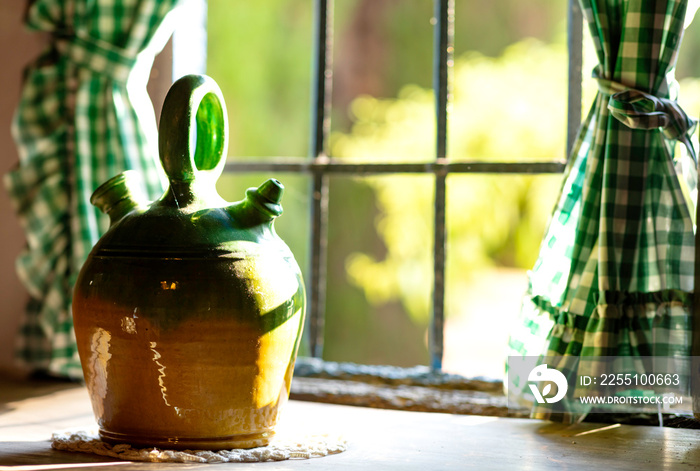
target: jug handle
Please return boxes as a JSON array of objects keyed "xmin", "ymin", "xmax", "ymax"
[{"xmin": 158, "ymin": 74, "xmax": 229, "ymax": 186}]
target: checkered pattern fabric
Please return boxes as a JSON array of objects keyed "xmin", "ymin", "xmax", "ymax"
[
  {"xmin": 4, "ymin": 0, "xmax": 179, "ymax": 378},
  {"xmin": 508, "ymin": 0, "xmax": 698, "ymax": 419}
]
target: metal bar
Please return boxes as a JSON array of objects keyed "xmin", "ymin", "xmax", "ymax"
[
  {"xmin": 225, "ymin": 159, "xmax": 566, "ymax": 175},
  {"xmin": 429, "ymin": 0, "xmax": 453, "ymax": 373},
  {"xmin": 432, "ymin": 170, "xmax": 447, "ymax": 373},
  {"xmin": 310, "ymin": 0, "xmax": 332, "ymax": 160},
  {"xmin": 566, "ymin": 0, "xmax": 584, "ymax": 157},
  {"xmin": 308, "ymin": 0, "xmax": 333, "ymax": 359},
  {"xmin": 434, "ymin": 1, "xmax": 450, "ymax": 158}
]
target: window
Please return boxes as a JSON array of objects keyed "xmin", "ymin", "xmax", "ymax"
[
  {"xmin": 197, "ymin": 0, "xmax": 583, "ymax": 384},
  {"xmin": 166, "ymin": 0, "xmax": 700, "ymax": 420}
]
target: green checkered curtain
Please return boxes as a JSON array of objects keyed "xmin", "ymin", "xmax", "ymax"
[
  {"xmin": 508, "ymin": 0, "xmax": 699, "ymax": 417},
  {"xmin": 5, "ymin": 0, "xmax": 180, "ymax": 378}
]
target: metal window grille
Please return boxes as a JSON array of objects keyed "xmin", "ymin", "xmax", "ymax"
[{"xmin": 218, "ymin": 0, "xmax": 584, "ymax": 373}]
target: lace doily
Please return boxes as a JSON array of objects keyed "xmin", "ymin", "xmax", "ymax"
[{"xmin": 51, "ymin": 430, "xmax": 347, "ymax": 463}]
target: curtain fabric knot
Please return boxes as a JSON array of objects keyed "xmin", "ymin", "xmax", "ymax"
[
  {"xmin": 607, "ymin": 90, "xmax": 697, "ymax": 153},
  {"xmin": 55, "ymin": 34, "xmax": 136, "ymax": 83},
  {"xmin": 595, "ymin": 74, "xmax": 697, "ymax": 163}
]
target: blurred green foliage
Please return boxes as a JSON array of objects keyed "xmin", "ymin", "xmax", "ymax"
[
  {"xmin": 332, "ymin": 39, "xmax": 572, "ymax": 324},
  {"xmin": 206, "ymin": 1, "xmax": 700, "ymax": 368},
  {"xmin": 206, "ymin": 0, "xmax": 568, "ymax": 157},
  {"xmin": 206, "ymin": 0, "xmax": 313, "ymax": 157}
]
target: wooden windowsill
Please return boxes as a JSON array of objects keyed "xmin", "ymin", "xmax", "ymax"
[
  {"xmin": 1, "ymin": 376, "xmax": 699, "ymax": 470},
  {"xmin": 290, "ymin": 377, "xmax": 521, "ymax": 417}
]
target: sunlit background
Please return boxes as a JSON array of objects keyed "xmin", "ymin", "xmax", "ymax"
[{"xmin": 205, "ymin": 0, "xmax": 700, "ymax": 379}]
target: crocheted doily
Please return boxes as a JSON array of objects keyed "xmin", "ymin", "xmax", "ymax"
[{"xmin": 51, "ymin": 430, "xmax": 347, "ymax": 463}]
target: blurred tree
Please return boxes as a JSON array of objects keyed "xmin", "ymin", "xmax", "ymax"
[
  {"xmin": 206, "ymin": 1, "xmax": 700, "ymax": 370},
  {"xmin": 333, "ymin": 39, "xmax": 572, "ymax": 325},
  {"xmin": 207, "ymin": 0, "xmax": 313, "ymax": 157},
  {"xmin": 207, "ymin": 0, "xmax": 568, "ymax": 156}
]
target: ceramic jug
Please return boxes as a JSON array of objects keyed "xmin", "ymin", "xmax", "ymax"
[{"xmin": 72, "ymin": 74, "xmax": 306, "ymax": 450}]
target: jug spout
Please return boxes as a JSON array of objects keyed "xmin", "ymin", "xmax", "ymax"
[
  {"xmin": 90, "ymin": 171, "xmax": 148, "ymax": 226},
  {"xmin": 229, "ymin": 178, "xmax": 284, "ymax": 228}
]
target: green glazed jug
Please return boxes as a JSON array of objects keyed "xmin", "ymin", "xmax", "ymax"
[{"xmin": 72, "ymin": 74, "xmax": 306, "ymax": 450}]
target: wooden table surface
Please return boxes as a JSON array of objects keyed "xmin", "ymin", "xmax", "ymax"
[{"xmin": 1, "ymin": 377, "xmax": 699, "ymax": 470}]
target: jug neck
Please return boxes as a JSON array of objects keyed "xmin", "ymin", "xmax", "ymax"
[
  {"xmin": 159, "ymin": 178, "xmax": 227, "ymax": 210},
  {"xmin": 90, "ymin": 171, "xmax": 148, "ymax": 226}
]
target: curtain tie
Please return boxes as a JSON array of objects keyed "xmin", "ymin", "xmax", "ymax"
[
  {"xmin": 55, "ymin": 34, "xmax": 137, "ymax": 83},
  {"xmin": 595, "ymin": 73, "xmax": 697, "ymax": 163}
]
